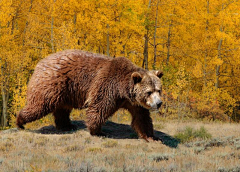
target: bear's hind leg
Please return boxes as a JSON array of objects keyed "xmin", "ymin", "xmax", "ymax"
[
  {"xmin": 17, "ymin": 104, "xmax": 50, "ymax": 129},
  {"xmin": 53, "ymin": 108, "xmax": 75, "ymax": 131}
]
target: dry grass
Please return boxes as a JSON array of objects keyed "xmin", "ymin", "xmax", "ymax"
[{"xmin": 0, "ymin": 119, "xmax": 240, "ymax": 172}]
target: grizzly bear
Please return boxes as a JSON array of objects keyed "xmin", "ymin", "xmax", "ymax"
[{"xmin": 17, "ymin": 50, "xmax": 163, "ymax": 141}]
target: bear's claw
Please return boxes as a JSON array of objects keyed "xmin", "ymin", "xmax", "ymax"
[{"xmin": 143, "ymin": 136, "xmax": 160, "ymax": 142}]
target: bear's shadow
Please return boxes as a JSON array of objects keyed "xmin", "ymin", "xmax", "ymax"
[{"xmin": 31, "ymin": 120, "xmax": 179, "ymax": 148}]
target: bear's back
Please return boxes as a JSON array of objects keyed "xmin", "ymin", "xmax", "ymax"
[{"xmin": 37, "ymin": 50, "xmax": 109, "ymax": 72}]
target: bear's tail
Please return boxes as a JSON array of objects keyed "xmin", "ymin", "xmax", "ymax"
[{"xmin": 16, "ymin": 111, "xmax": 25, "ymax": 129}]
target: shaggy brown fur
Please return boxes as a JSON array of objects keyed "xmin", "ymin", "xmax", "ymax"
[{"xmin": 17, "ymin": 50, "xmax": 163, "ymax": 141}]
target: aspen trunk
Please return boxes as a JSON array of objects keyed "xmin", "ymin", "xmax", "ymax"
[
  {"xmin": 153, "ymin": 0, "xmax": 160, "ymax": 69},
  {"xmin": 106, "ymin": 24, "xmax": 110, "ymax": 56},
  {"xmin": 216, "ymin": 38, "xmax": 223, "ymax": 89},
  {"xmin": 203, "ymin": 0, "xmax": 210, "ymax": 87},
  {"xmin": 1, "ymin": 86, "xmax": 9, "ymax": 128},
  {"xmin": 1, "ymin": 63, "xmax": 9, "ymax": 128},
  {"xmin": 166, "ymin": 23, "xmax": 171, "ymax": 65},
  {"xmin": 51, "ymin": 16, "xmax": 54, "ymax": 52},
  {"xmin": 50, "ymin": 0, "xmax": 56, "ymax": 53},
  {"xmin": 143, "ymin": 33, "xmax": 149, "ymax": 70},
  {"xmin": 215, "ymin": 4, "xmax": 223, "ymax": 89},
  {"xmin": 22, "ymin": 0, "xmax": 33, "ymax": 45},
  {"xmin": 142, "ymin": 0, "xmax": 151, "ymax": 70}
]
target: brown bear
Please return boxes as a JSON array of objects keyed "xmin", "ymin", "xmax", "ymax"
[{"xmin": 16, "ymin": 50, "xmax": 163, "ymax": 141}]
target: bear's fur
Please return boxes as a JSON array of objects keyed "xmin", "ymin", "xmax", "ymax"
[{"xmin": 17, "ymin": 50, "xmax": 163, "ymax": 141}]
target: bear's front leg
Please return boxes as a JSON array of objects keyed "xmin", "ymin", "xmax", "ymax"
[{"xmin": 125, "ymin": 104, "xmax": 158, "ymax": 142}]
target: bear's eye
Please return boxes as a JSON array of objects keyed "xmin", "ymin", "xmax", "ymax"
[{"xmin": 146, "ymin": 91, "xmax": 152, "ymax": 96}]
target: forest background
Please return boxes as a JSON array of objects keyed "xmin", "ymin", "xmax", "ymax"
[{"xmin": 0, "ymin": 0, "xmax": 240, "ymax": 128}]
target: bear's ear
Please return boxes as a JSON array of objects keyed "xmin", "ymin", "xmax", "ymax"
[
  {"xmin": 131, "ymin": 72, "xmax": 142, "ymax": 84},
  {"xmin": 152, "ymin": 70, "xmax": 163, "ymax": 78}
]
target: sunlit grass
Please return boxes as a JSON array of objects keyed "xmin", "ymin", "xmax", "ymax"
[{"xmin": 0, "ymin": 119, "xmax": 240, "ymax": 171}]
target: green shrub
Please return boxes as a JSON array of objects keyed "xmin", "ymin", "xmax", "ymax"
[
  {"xmin": 194, "ymin": 126, "xmax": 212, "ymax": 140},
  {"xmin": 174, "ymin": 126, "xmax": 212, "ymax": 143}
]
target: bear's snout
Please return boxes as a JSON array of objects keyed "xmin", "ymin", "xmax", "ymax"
[{"xmin": 146, "ymin": 92, "xmax": 162, "ymax": 109}]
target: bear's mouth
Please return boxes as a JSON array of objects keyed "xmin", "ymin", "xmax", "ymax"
[
  {"xmin": 138, "ymin": 102, "xmax": 152, "ymax": 110},
  {"xmin": 148, "ymin": 103, "xmax": 162, "ymax": 112},
  {"xmin": 140, "ymin": 103, "xmax": 160, "ymax": 111}
]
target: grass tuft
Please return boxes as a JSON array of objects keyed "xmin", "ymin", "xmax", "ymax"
[
  {"xmin": 34, "ymin": 136, "xmax": 49, "ymax": 147},
  {"xmin": 86, "ymin": 147, "xmax": 103, "ymax": 153},
  {"xmin": 149, "ymin": 153, "xmax": 172, "ymax": 162},
  {"xmin": 102, "ymin": 140, "xmax": 118, "ymax": 148},
  {"xmin": 174, "ymin": 126, "xmax": 212, "ymax": 143},
  {"xmin": 84, "ymin": 137, "xmax": 92, "ymax": 144},
  {"xmin": 64, "ymin": 145, "xmax": 83, "ymax": 152}
]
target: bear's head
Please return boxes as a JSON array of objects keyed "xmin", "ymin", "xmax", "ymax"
[{"xmin": 131, "ymin": 70, "xmax": 163, "ymax": 110}]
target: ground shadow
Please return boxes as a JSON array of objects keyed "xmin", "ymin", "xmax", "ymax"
[{"xmin": 31, "ymin": 120, "xmax": 179, "ymax": 148}]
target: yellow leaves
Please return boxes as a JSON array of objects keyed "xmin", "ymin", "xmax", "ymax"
[
  {"xmin": 12, "ymin": 82, "xmax": 27, "ymax": 114},
  {"xmin": 0, "ymin": 0, "xmax": 14, "ymax": 26},
  {"xmin": 171, "ymin": 91, "xmax": 179, "ymax": 100},
  {"xmin": 215, "ymin": 30, "xmax": 231, "ymax": 41},
  {"xmin": 168, "ymin": 64, "xmax": 188, "ymax": 100},
  {"xmin": 191, "ymin": 82, "xmax": 236, "ymax": 118},
  {"xmin": 192, "ymin": 61, "xmax": 203, "ymax": 78},
  {"xmin": 176, "ymin": 65, "xmax": 187, "ymax": 90},
  {"xmin": 0, "ymin": 0, "xmax": 239, "ymax": 124},
  {"xmin": 211, "ymin": 56, "xmax": 224, "ymax": 66}
]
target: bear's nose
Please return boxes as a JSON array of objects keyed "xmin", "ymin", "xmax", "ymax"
[{"xmin": 157, "ymin": 101, "xmax": 162, "ymax": 109}]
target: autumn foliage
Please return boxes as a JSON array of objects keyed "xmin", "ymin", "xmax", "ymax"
[{"xmin": 0, "ymin": 0, "xmax": 240, "ymax": 128}]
